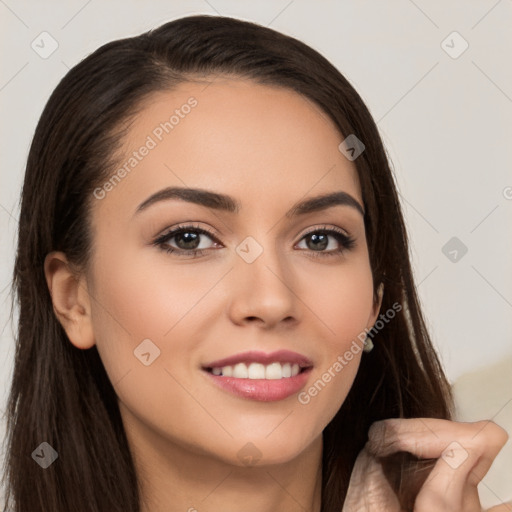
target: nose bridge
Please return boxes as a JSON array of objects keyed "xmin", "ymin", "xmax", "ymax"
[{"xmin": 229, "ymin": 230, "xmax": 298, "ymax": 325}]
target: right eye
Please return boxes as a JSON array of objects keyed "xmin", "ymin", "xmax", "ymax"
[{"xmin": 153, "ymin": 224, "xmax": 221, "ymax": 257}]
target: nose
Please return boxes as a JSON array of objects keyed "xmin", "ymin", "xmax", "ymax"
[{"xmin": 227, "ymin": 237, "xmax": 300, "ymax": 329}]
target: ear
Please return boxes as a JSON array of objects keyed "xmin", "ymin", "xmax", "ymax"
[
  {"xmin": 44, "ymin": 251, "xmax": 95, "ymax": 350},
  {"xmin": 367, "ymin": 282, "xmax": 384, "ymax": 328}
]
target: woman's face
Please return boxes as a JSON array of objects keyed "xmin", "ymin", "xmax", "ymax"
[{"xmin": 84, "ymin": 77, "xmax": 381, "ymax": 466}]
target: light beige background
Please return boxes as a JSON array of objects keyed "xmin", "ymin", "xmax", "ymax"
[{"xmin": 1, "ymin": 0, "xmax": 511, "ymax": 508}]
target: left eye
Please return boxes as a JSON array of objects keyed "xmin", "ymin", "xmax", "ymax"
[{"xmin": 297, "ymin": 230, "xmax": 347, "ymax": 252}]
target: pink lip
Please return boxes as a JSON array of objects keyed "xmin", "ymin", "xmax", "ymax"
[
  {"xmin": 201, "ymin": 350, "xmax": 314, "ymax": 402},
  {"xmin": 202, "ymin": 350, "xmax": 313, "ymax": 369},
  {"xmin": 203, "ymin": 368, "xmax": 313, "ymax": 402}
]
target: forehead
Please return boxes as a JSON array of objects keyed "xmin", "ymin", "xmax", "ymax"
[{"xmin": 97, "ymin": 77, "xmax": 362, "ymax": 218}]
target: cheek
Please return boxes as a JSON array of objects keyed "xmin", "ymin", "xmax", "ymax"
[
  {"xmin": 86, "ymin": 244, "xmax": 204, "ymax": 387},
  {"xmin": 89, "ymin": 242, "xmax": 215, "ymax": 341},
  {"xmin": 304, "ymin": 256, "xmax": 375, "ymax": 343},
  {"xmin": 86, "ymin": 248, "xmax": 219, "ymax": 448},
  {"xmin": 293, "ymin": 259, "xmax": 375, "ymax": 425}
]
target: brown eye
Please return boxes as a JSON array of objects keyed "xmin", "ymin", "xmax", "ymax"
[
  {"xmin": 296, "ymin": 227, "xmax": 355, "ymax": 257},
  {"xmin": 153, "ymin": 224, "xmax": 219, "ymax": 257}
]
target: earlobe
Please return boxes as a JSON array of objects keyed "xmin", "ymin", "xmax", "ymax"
[{"xmin": 44, "ymin": 251, "xmax": 95, "ymax": 350}]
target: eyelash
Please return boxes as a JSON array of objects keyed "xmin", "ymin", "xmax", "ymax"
[{"xmin": 153, "ymin": 223, "xmax": 356, "ymax": 259}]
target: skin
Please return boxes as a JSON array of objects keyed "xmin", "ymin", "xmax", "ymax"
[{"xmin": 44, "ymin": 78, "xmax": 508, "ymax": 511}]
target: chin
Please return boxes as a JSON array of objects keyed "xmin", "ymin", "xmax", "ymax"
[{"xmin": 219, "ymin": 431, "xmax": 318, "ymax": 468}]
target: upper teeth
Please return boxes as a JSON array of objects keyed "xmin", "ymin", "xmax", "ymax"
[{"xmin": 211, "ymin": 362, "xmax": 301, "ymax": 379}]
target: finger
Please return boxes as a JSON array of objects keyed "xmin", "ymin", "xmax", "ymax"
[
  {"xmin": 485, "ymin": 502, "xmax": 512, "ymax": 512},
  {"xmin": 466, "ymin": 421, "xmax": 509, "ymax": 486},
  {"xmin": 368, "ymin": 418, "xmax": 508, "ymax": 487},
  {"xmin": 367, "ymin": 418, "xmax": 509, "ymax": 512},
  {"xmin": 414, "ymin": 456, "xmax": 480, "ymax": 512}
]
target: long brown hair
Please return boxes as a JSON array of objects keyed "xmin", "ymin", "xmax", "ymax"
[{"xmin": 2, "ymin": 14, "xmax": 452, "ymax": 511}]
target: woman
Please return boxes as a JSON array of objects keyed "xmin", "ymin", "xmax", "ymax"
[{"xmin": 2, "ymin": 14, "xmax": 507, "ymax": 512}]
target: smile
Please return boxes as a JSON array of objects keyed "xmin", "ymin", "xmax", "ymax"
[
  {"xmin": 202, "ymin": 350, "xmax": 313, "ymax": 401},
  {"xmin": 207, "ymin": 362, "xmax": 302, "ymax": 379}
]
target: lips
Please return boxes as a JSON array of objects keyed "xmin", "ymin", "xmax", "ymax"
[
  {"xmin": 202, "ymin": 349, "xmax": 313, "ymax": 369},
  {"xmin": 201, "ymin": 350, "xmax": 314, "ymax": 402}
]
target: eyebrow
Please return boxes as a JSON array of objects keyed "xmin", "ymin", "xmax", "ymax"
[{"xmin": 135, "ymin": 186, "xmax": 365, "ymax": 218}]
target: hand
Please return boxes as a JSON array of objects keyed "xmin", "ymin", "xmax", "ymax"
[{"xmin": 342, "ymin": 417, "xmax": 509, "ymax": 511}]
